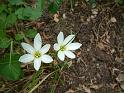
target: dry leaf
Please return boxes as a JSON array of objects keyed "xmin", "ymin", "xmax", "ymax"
[
  {"xmin": 90, "ymin": 84, "xmax": 103, "ymax": 90},
  {"xmin": 83, "ymin": 85, "xmax": 91, "ymax": 93},
  {"xmin": 120, "ymin": 83, "xmax": 124, "ymax": 90},
  {"xmin": 53, "ymin": 13, "xmax": 59, "ymax": 22},
  {"xmin": 91, "ymin": 9, "xmax": 98, "ymax": 15},
  {"xmin": 116, "ymin": 74, "xmax": 124, "ymax": 82},
  {"xmin": 76, "ymin": 51, "xmax": 81, "ymax": 57},
  {"xmin": 65, "ymin": 89, "xmax": 75, "ymax": 93}
]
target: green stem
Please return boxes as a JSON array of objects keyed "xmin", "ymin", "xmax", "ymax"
[{"xmin": 9, "ymin": 41, "xmax": 13, "ymax": 65}]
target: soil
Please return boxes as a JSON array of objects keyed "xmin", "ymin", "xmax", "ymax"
[
  {"xmin": 1, "ymin": 0, "xmax": 124, "ymax": 93},
  {"xmin": 36, "ymin": 1, "xmax": 124, "ymax": 93}
]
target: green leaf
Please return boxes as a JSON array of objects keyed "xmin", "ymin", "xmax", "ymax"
[
  {"xmin": 15, "ymin": 7, "xmax": 24, "ymax": 20},
  {"xmin": 0, "ymin": 12, "xmax": 6, "ymax": 29},
  {"xmin": 87, "ymin": 0, "xmax": 96, "ymax": 8},
  {"xmin": 48, "ymin": 0, "xmax": 63, "ymax": 13},
  {"xmin": 0, "ymin": 4, "xmax": 6, "ymax": 13},
  {"xmin": 0, "ymin": 54, "xmax": 22, "ymax": 80},
  {"xmin": 0, "ymin": 37, "xmax": 11, "ymax": 48},
  {"xmin": 26, "ymin": 29, "xmax": 37, "ymax": 38},
  {"xmin": 15, "ymin": 7, "xmax": 41, "ymax": 20},
  {"xmin": 36, "ymin": 0, "xmax": 45, "ymax": 10},
  {"xmin": 9, "ymin": 0, "xmax": 24, "ymax": 5},
  {"xmin": 6, "ymin": 13, "xmax": 17, "ymax": 28},
  {"xmin": 26, "ymin": 8, "xmax": 41, "ymax": 20},
  {"xmin": 115, "ymin": 0, "xmax": 123, "ymax": 5},
  {"xmin": 15, "ymin": 0, "xmax": 45, "ymax": 20},
  {"xmin": 15, "ymin": 33, "xmax": 24, "ymax": 41}
]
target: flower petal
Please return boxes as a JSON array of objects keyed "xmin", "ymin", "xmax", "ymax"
[
  {"xmin": 34, "ymin": 58, "xmax": 42, "ymax": 71},
  {"xmin": 53, "ymin": 43, "xmax": 60, "ymax": 51},
  {"xmin": 66, "ymin": 43, "xmax": 82, "ymax": 50},
  {"xmin": 34, "ymin": 33, "xmax": 42, "ymax": 50},
  {"xmin": 21, "ymin": 43, "xmax": 35, "ymax": 54},
  {"xmin": 57, "ymin": 32, "xmax": 64, "ymax": 45},
  {"xmin": 19, "ymin": 54, "xmax": 34, "ymax": 63},
  {"xmin": 64, "ymin": 51, "xmax": 76, "ymax": 59},
  {"xmin": 58, "ymin": 51, "xmax": 65, "ymax": 61},
  {"xmin": 63, "ymin": 35, "xmax": 75, "ymax": 45},
  {"xmin": 40, "ymin": 44, "xmax": 50, "ymax": 54},
  {"xmin": 41, "ymin": 55, "xmax": 53, "ymax": 63}
]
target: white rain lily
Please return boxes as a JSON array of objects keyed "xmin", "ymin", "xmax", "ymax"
[
  {"xmin": 19, "ymin": 33, "xmax": 53, "ymax": 71},
  {"xmin": 54, "ymin": 32, "xmax": 82, "ymax": 61}
]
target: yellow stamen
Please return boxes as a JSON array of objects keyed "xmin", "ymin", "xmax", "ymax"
[
  {"xmin": 34, "ymin": 51, "xmax": 41, "ymax": 58},
  {"xmin": 60, "ymin": 46, "xmax": 66, "ymax": 51}
]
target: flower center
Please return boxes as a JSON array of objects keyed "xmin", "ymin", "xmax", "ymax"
[
  {"xmin": 34, "ymin": 51, "xmax": 41, "ymax": 58},
  {"xmin": 60, "ymin": 45, "xmax": 66, "ymax": 51}
]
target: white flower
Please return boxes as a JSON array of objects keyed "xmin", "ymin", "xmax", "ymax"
[
  {"xmin": 54, "ymin": 32, "xmax": 82, "ymax": 61},
  {"xmin": 19, "ymin": 33, "xmax": 53, "ymax": 71}
]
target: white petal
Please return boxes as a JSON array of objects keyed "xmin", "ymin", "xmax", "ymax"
[
  {"xmin": 19, "ymin": 54, "xmax": 34, "ymax": 63},
  {"xmin": 40, "ymin": 44, "xmax": 50, "ymax": 54},
  {"xmin": 41, "ymin": 55, "xmax": 53, "ymax": 63},
  {"xmin": 58, "ymin": 51, "xmax": 65, "ymax": 61},
  {"xmin": 34, "ymin": 58, "xmax": 42, "ymax": 71},
  {"xmin": 66, "ymin": 43, "xmax": 82, "ymax": 50},
  {"xmin": 63, "ymin": 35, "xmax": 75, "ymax": 45},
  {"xmin": 21, "ymin": 43, "xmax": 35, "ymax": 54},
  {"xmin": 53, "ymin": 43, "xmax": 60, "ymax": 51},
  {"xmin": 34, "ymin": 33, "xmax": 42, "ymax": 50},
  {"xmin": 64, "ymin": 51, "xmax": 76, "ymax": 59},
  {"xmin": 57, "ymin": 32, "xmax": 64, "ymax": 44}
]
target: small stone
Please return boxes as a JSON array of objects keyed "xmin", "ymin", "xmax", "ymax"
[
  {"xmin": 63, "ymin": 13, "xmax": 67, "ymax": 19},
  {"xmin": 75, "ymin": 3, "xmax": 78, "ymax": 6},
  {"xmin": 110, "ymin": 17, "xmax": 117, "ymax": 23},
  {"xmin": 91, "ymin": 9, "xmax": 98, "ymax": 15},
  {"xmin": 91, "ymin": 15, "xmax": 95, "ymax": 19},
  {"xmin": 87, "ymin": 17, "xmax": 91, "ymax": 22}
]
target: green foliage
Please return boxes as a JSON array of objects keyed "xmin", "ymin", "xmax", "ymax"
[
  {"xmin": 25, "ymin": 29, "xmax": 37, "ymax": 38},
  {"xmin": 15, "ymin": 0, "xmax": 45, "ymax": 20},
  {"xmin": 0, "ymin": 37, "xmax": 11, "ymax": 48},
  {"xmin": 0, "ymin": 54, "xmax": 22, "ymax": 80},
  {"xmin": 0, "ymin": 4, "xmax": 6, "ymax": 13},
  {"xmin": 0, "ymin": 0, "xmax": 64, "ymax": 81},
  {"xmin": 0, "ymin": 12, "xmax": 6, "ymax": 29},
  {"xmin": 6, "ymin": 13, "xmax": 17, "ymax": 28},
  {"xmin": 15, "ymin": 33, "xmax": 24, "ymax": 41},
  {"xmin": 9, "ymin": 0, "xmax": 24, "ymax": 5},
  {"xmin": 15, "ymin": 7, "xmax": 40, "ymax": 20},
  {"xmin": 115, "ymin": 0, "xmax": 124, "ymax": 5},
  {"xmin": 87, "ymin": 0, "xmax": 96, "ymax": 8},
  {"xmin": 48, "ymin": 0, "xmax": 63, "ymax": 13}
]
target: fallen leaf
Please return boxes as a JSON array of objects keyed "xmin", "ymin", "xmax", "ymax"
[
  {"xmin": 76, "ymin": 51, "xmax": 81, "ymax": 57},
  {"xmin": 120, "ymin": 83, "xmax": 124, "ymax": 90},
  {"xmin": 116, "ymin": 74, "xmax": 124, "ymax": 82},
  {"xmin": 65, "ymin": 89, "xmax": 75, "ymax": 93},
  {"xmin": 90, "ymin": 84, "xmax": 103, "ymax": 90},
  {"xmin": 83, "ymin": 85, "xmax": 91, "ymax": 93},
  {"xmin": 53, "ymin": 13, "xmax": 59, "ymax": 22}
]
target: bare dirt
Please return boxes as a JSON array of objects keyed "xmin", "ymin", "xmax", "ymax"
[
  {"xmin": 1, "ymin": 0, "xmax": 124, "ymax": 93},
  {"xmin": 36, "ymin": 1, "xmax": 124, "ymax": 93}
]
